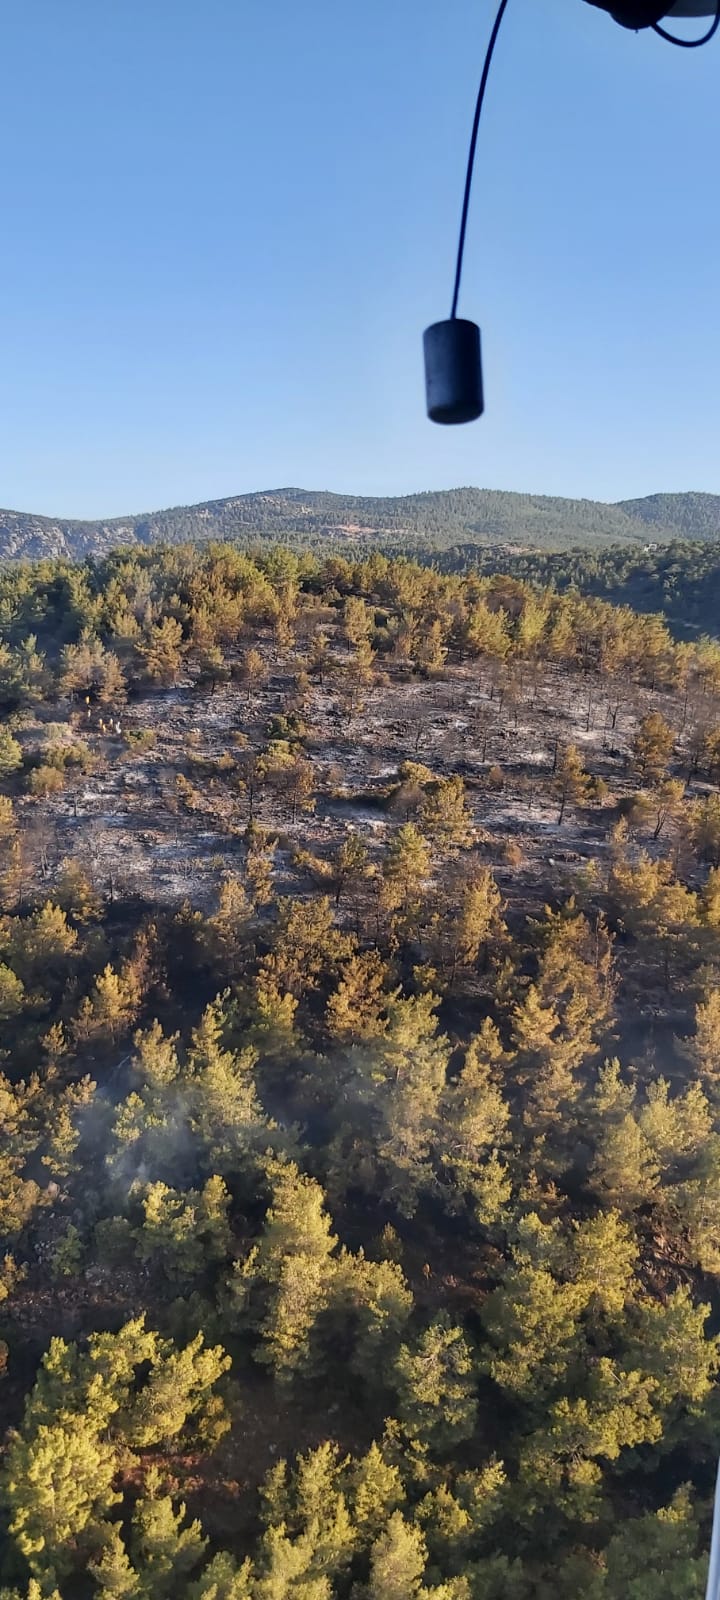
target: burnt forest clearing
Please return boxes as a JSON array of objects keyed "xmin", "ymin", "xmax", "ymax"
[{"xmin": 2, "ymin": 543, "xmax": 720, "ymax": 1597}]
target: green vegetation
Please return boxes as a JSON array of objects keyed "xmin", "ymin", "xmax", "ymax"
[
  {"xmin": 5, "ymin": 487, "xmax": 720, "ymax": 644},
  {"xmin": 2, "ymin": 484, "xmax": 720, "ymax": 565},
  {"xmin": 1, "ymin": 542, "xmax": 720, "ymax": 1595},
  {"xmin": 450, "ymin": 539, "xmax": 720, "ymax": 640}
]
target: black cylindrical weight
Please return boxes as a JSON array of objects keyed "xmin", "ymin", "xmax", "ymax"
[{"xmin": 423, "ymin": 318, "xmax": 484, "ymax": 425}]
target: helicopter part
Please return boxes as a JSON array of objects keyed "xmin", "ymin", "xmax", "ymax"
[
  {"xmin": 424, "ymin": 0, "xmax": 719, "ymax": 426},
  {"xmin": 706, "ymin": 1459, "xmax": 720, "ymax": 1600},
  {"xmin": 422, "ymin": 0, "xmax": 509, "ymax": 426},
  {"xmin": 424, "ymin": 319, "xmax": 483, "ymax": 423},
  {"xmin": 584, "ymin": 0, "xmax": 717, "ymax": 31}
]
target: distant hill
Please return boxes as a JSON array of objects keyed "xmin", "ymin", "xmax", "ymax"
[
  {"xmin": 616, "ymin": 492, "xmax": 720, "ymax": 541},
  {"xmin": 1, "ymin": 485, "xmax": 719, "ymax": 563}
]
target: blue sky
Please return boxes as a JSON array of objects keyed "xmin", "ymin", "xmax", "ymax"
[{"xmin": 1, "ymin": 0, "xmax": 719, "ymax": 516}]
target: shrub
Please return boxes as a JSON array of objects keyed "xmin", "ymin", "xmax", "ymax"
[{"xmin": 28, "ymin": 764, "xmax": 65, "ymax": 798}]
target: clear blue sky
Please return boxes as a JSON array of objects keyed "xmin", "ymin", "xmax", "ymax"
[{"xmin": 1, "ymin": 0, "xmax": 718, "ymax": 517}]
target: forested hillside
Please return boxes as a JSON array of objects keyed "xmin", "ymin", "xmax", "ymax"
[
  {"xmin": 3, "ymin": 545, "xmax": 720, "ymax": 1596},
  {"xmin": 1, "ymin": 484, "xmax": 720, "ymax": 563},
  {"xmin": 453, "ymin": 541, "xmax": 720, "ymax": 639},
  {"xmin": 619, "ymin": 492, "xmax": 720, "ymax": 541}
]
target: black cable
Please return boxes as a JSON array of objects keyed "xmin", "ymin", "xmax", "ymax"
[
  {"xmin": 450, "ymin": 0, "xmax": 510, "ymax": 320},
  {"xmin": 652, "ymin": 0, "xmax": 720, "ymax": 46},
  {"xmin": 446, "ymin": 0, "xmax": 716, "ymax": 326}
]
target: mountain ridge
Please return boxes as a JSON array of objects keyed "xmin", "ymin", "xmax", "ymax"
[{"xmin": 0, "ymin": 485, "xmax": 719, "ymax": 562}]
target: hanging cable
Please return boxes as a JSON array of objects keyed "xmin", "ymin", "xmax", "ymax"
[
  {"xmin": 449, "ymin": 0, "xmax": 510, "ymax": 320},
  {"xmin": 653, "ymin": 0, "xmax": 720, "ymax": 45}
]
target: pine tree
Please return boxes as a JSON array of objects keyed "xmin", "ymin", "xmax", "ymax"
[
  {"xmin": 97, "ymin": 649, "xmax": 127, "ymax": 707},
  {"xmin": 0, "ymin": 961, "xmax": 25, "ymax": 1020},
  {"xmin": 326, "ymin": 950, "xmax": 394, "ymax": 1043},
  {"xmin": 464, "ymin": 600, "xmax": 511, "ymax": 660},
  {"xmin": 516, "ymin": 593, "xmax": 550, "ymax": 655},
  {"xmin": 260, "ymin": 1443, "xmax": 356, "ymax": 1582},
  {"xmin": 689, "ymin": 793, "xmax": 720, "ymax": 867},
  {"xmin": 352, "ymin": 634, "xmax": 377, "ymax": 684},
  {"xmin": 515, "ymin": 1359, "xmax": 661, "ymax": 1529},
  {"xmin": 381, "ymin": 824, "xmax": 432, "ymax": 941},
  {"xmin": 0, "ymin": 1585, "xmax": 65, "ymax": 1600},
  {"xmin": 512, "ymin": 982, "xmax": 582, "ymax": 1143},
  {"xmin": 0, "ymin": 1253, "xmax": 27, "ymax": 1305},
  {"xmin": 16, "ymin": 1318, "xmax": 224, "ymax": 1464},
  {"xmin": 308, "ymin": 631, "xmax": 330, "ymax": 685},
  {"xmin": 590, "ymin": 1112, "xmax": 660, "ymax": 1209},
  {"xmin": 416, "ymin": 1461, "xmax": 506, "ymax": 1576},
  {"xmin": 687, "ymin": 988, "xmax": 720, "ymax": 1085},
  {"xmin": 481, "ymin": 1258, "xmax": 588, "ymax": 1404},
  {"xmin": 184, "ymin": 999, "xmax": 265, "ymax": 1171},
  {"xmin": 198, "ymin": 1173, "xmax": 233, "ymax": 1259},
  {"xmin": 554, "ymin": 744, "xmax": 591, "ymax": 824},
  {"xmin": 60, "ymin": 635, "xmax": 112, "ymax": 699},
  {"xmin": 646, "ymin": 778, "xmax": 686, "ymax": 841},
  {"xmin": 430, "ymin": 869, "xmax": 505, "ymax": 988},
  {"xmin": 700, "ymin": 864, "xmax": 720, "ymax": 926},
  {"xmin": 672, "ymin": 1133, "xmax": 720, "ymax": 1272},
  {"xmin": 412, "ymin": 619, "xmax": 447, "ymax": 676},
  {"xmin": 368, "ymin": 1512, "xmax": 427, "ymax": 1600},
  {"xmin": 134, "ymin": 1182, "xmax": 205, "ymax": 1280},
  {"xmin": 570, "ymin": 1211, "xmax": 637, "ymax": 1316},
  {"xmin": 262, "ymin": 897, "xmax": 351, "ymax": 1000},
  {"xmin": 420, "ymin": 776, "xmax": 474, "ymax": 849},
  {"xmin": 205, "ymin": 875, "xmax": 252, "ymax": 973},
  {"xmin": 442, "ymin": 1025, "xmax": 510, "ymax": 1160},
  {"xmin": 343, "ymin": 596, "xmax": 372, "ymax": 649},
  {"xmin": 136, "ymin": 617, "xmax": 186, "ymax": 685},
  {"xmin": 602, "ymin": 1487, "xmax": 706, "ymax": 1600},
  {"xmin": 329, "ymin": 830, "xmax": 368, "ymax": 907},
  {"xmin": 349, "ymin": 1443, "xmax": 405, "ymax": 1543},
  {"xmin": 344, "ymin": 993, "xmax": 450, "ymax": 1216},
  {"xmin": 0, "ymin": 793, "xmax": 16, "ymax": 840},
  {"xmin": 254, "ymin": 1524, "xmax": 329, "ymax": 1600},
  {"xmin": 54, "ymin": 856, "xmax": 102, "ymax": 921},
  {"xmin": 49, "ymin": 1223, "xmax": 85, "ymax": 1281},
  {"xmin": 394, "ymin": 1313, "xmax": 477, "ymax": 1450},
  {"xmin": 3, "ymin": 1417, "xmax": 120, "ymax": 1580},
  {"xmin": 590, "ymin": 1056, "xmax": 636, "ymax": 1124},
  {"xmin": 73, "ymin": 963, "xmax": 141, "ymax": 1045},
  {"xmin": 130, "ymin": 1469, "xmax": 208, "ymax": 1597},
  {"xmin": 231, "ymin": 1161, "xmax": 337, "ymax": 1380},
  {"xmin": 132, "ymin": 1020, "xmax": 181, "ymax": 1091},
  {"xmin": 124, "ymin": 1333, "xmax": 231, "ymax": 1449},
  {"xmin": 238, "ymin": 647, "xmax": 267, "ymax": 704},
  {"xmin": 327, "ymin": 1251, "xmax": 413, "ymax": 1388},
  {"xmin": 639, "ymin": 1077, "xmax": 710, "ymax": 1172},
  {"xmin": 0, "ymin": 726, "xmax": 22, "ymax": 775},
  {"xmin": 439, "ymin": 1025, "xmax": 511, "ymax": 1221},
  {"xmin": 620, "ymin": 1286, "xmax": 719, "ymax": 1413},
  {"xmin": 8, "ymin": 902, "xmax": 78, "ymax": 986},
  {"xmin": 632, "ymin": 711, "xmax": 674, "ymax": 784},
  {"xmin": 25, "ymin": 1318, "xmax": 151, "ymax": 1435},
  {"xmin": 188, "ymin": 1554, "xmax": 255, "ymax": 1600},
  {"xmin": 455, "ymin": 868, "xmax": 504, "ymax": 965},
  {"xmin": 88, "ymin": 1527, "xmax": 141, "ymax": 1599},
  {"xmin": 195, "ymin": 641, "xmax": 229, "ymax": 694},
  {"xmin": 547, "ymin": 606, "xmax": 578, "ymax": 664},
  {"xmin": 245, "ymin": 829, "xmax": 277, "ymax": 905}
]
